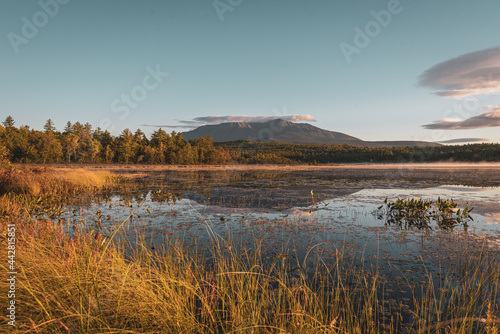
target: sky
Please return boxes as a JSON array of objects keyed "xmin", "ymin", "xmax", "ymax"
[{"xmin": 1, "ymin": 0, "xmax": 500, "ymax": 144}]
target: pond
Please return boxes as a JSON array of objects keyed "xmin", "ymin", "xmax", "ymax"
[
  {"xmin": 64, "ymin": 167, "xmax": 499, "ymax": 267},
  {"xmin": 57, "ymin": 166, "xmax": 500, "ymax": 326}
]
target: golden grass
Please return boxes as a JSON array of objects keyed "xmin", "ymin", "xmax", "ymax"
[
  {"xmin": 1, "ymin": 218, "xmax": 383, "ymax": 333},
  {"xmin": 0, "ymin": 165, "xmax": 118, "ymax": 221},
  {"xmin": 0, "ymin": 165, "xmax": 116, "ymax": 197},
  {"xmin": 2, "ymin": 215, "xmax": 499, "ymax": 333},
  {"xmin": 1, "ymin": 166, "xmax": 499, "ymax": 333}
]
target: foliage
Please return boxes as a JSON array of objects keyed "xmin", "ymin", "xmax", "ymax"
[
  {"xmin": 2, "ymin": 116, "xmax": 500, "ymax": 165},
  {"xmin": 378, "ymin": 197, "xmax": 474, "ymax": 230},
  {"xmin": 218, "ymin": 140, "xmax": 500, "ymax": 164},
  {"xmin": 0, "ymin": 116, "xmax": 231, "ymax": 164}
]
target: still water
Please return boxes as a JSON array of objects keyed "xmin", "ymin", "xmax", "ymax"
[
  {"xmin": 58, "ymin": 167, "xmax": 500, "ymax": 325},
  {"xmin": 66, "ymin": 168, "xmax": 500, "ymax": 279}
]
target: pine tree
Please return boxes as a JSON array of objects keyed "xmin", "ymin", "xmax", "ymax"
[
  {"xmin": 2, "ymin": 116, "xmax": 14, "ymax": 128},
  {"xmin": 44, "ymin": 119, "xmax": 57, "ymax": 133},
  {"xmin": 64, "ymin": 121, "xmax": 72, "ymax": 134}
]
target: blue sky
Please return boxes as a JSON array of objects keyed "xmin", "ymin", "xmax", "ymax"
[{"xmin": 1, "ymin": 0, "xmax": 500, "ymax": 143}]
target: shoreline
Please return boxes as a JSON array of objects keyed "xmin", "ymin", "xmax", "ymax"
[{"xmin": 17, "ymin": 162, "xmax": 500, "ymax": 171}]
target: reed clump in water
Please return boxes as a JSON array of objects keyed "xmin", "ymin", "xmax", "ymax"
[
  {"xmin": 0, "ymin": 165, "xmax": 118, "ymax": 221},
  {"xmin": 0, "ymin": 165, "xmax": 116, "ymax": 197}
]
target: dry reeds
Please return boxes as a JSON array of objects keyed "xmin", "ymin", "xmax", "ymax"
[
  {"xmin": 0, "ymin": 165, "xmax": 116, "ymax": 197},
  {"xmin": 0, "ymin": 166, "xmax": 498, "ymax": 333}
]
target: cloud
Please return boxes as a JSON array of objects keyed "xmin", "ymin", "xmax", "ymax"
[
  {"xmin": 141, "ymin": 124, "xmax": 198, "ymax": 129},
  {"xmin": 436, "ymin": 138, "xmax": 489, "ymax": 144},
  {"xmin": 419, "ymin": 46, "xmax": 500, "ymax": 99},
  {"xmin": 193, "ymin": 115, "xmax": 316, "ymax": 124},
  {"xmin": 422, "ymin": 105, "xmax": 500, "ymax": 129},
  {"xmin": 143, "ymin": 114, "xmax": 316, "ymax": 129}
]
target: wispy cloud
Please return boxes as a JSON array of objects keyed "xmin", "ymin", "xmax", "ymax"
[
  {"xmin": 141, "ymin": 124, "xmax": 198, "ymax": 129},
  {"xmin": 193, "ymin": 115, "xmax": 316, "ymax": 124},
  {"xmin": 419, "ymin": 46, "xmax": 500, "ymax": 99},
  {"xmin": 436, "ymin": 138, "xmax": 489, "ymax": 144},
  {"xmin": 142, "ymin": 114, "xmax": 316, "ymax": 129},
  {"xmin": 423, "ymin": 106, "xmax": 500, "ymax": 130}
]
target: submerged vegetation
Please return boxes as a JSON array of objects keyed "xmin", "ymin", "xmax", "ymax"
[
  {"xmin": 1, "ymin": 166, "xmax": 499, "ymax": 332},
  {"xmin": 378, "ymin": 197, "xmax": 474, "ymax": 230},
  {"xmin": 2, "ymin": 116, "xmax": 500, "ymax": 165}
]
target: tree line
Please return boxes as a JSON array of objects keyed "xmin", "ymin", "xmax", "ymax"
[
  {"xmin": 0, "ymin": 116, "xmax": 231, "ymax": 164},
  {"xmin": 1, "ymin": 116, "xmax": 499, "ymax": 165},
  {"xmin": 217, "ymin": 140, "xmax": 500, "ymax": 164}
]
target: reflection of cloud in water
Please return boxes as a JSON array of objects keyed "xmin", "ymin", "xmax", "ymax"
[
  {"xmin": 482, "ymin": 212, "xmax": 500, "ymax": 225},
  {"xmin": 285, "ymin": 209, "xmax": 313, "ymax": 216},
  {"xmin": 436, "ymin": 185, "xmax": 491, "ymax": 192}
]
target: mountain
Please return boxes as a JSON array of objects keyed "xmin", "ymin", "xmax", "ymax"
[{"xmin": 182, "ymin": 119, "xmax": 440, "ymax": 147}]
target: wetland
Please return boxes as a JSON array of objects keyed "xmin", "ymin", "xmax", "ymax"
[{"xmin": 3, "ymin": 163, "xmax": 500, "ymax": 333}]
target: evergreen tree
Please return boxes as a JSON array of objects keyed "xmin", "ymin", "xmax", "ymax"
[
  {"xmin": 2, "ymin": 116, "xmax": 15, "ymax": 128},
  {"xmin": 62, "ymin": 133, "xmax": 79, "ymax": 163},
  {"xmin": 43, "ymin": 119, "xmax": 57, "ymax": 133},
  {"xmin": 64, "ymin": 121, "xmax": 72, "ymax": 134},
  {"xmin": 117, "ymin": 129, "xmax": 136, "ymax": 163}
]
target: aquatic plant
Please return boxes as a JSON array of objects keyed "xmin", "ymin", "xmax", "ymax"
[
  {"xmin": 308, "ymin": 189, "xmax": 330, "ymax": 213},
  {"xmin": 378, "ymin": 197, "xmax": 474, "ymax": 230},
  {"xmin": 0, "ymin": 165, "xmax": 118, "ymax": 224}
]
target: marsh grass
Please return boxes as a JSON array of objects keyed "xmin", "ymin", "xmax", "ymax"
[
  {"xmin": 0, "ymin": 165, "xmax": 116, "ymax": 196},
  {"xmin": 0, "ymin": 165, "xmax": 119, "ymax": 222},
  {"xmin": 3, "ymin": 215, "xmax": 386, "ymax": 333},
  {"xmin": 1, "ymin": 166, "xmax": 499, "ymax": 333},
  {"xmin": 2, "ymin": 213, "xmax": 499, "ymax": 333},
  {"xmin": 378, "ymin": 197, "xmax": 474, "ymax": 230}
]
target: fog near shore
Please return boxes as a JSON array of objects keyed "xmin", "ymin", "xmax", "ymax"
[{"xmin": 350, "ymin": 162, "xmax": 500, "ymax": 168}]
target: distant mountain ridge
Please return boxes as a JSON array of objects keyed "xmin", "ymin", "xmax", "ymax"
[{"xmin": 182, "ymin": 119, "xmax": 440, "ymax": 147}]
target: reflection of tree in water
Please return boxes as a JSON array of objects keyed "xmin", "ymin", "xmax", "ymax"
[
  {"xmin": 103, "ymin": 168, "xmax": 500, "ymax": 211},
  {"xmin": 156, "ymin": 170, "xmax": 442, "ymax": 210}
]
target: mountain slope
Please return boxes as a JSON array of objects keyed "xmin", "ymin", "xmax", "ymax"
[{"xmin": 182, "ymin": 119, "xmax": 439, "ymax": 147}]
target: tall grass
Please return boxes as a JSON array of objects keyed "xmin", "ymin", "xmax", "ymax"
[
  {"xmin": 0, "ymin": 165, "xmax": 118, "ymax": 221},
  {"xmin": 2, "ymin": 217, "xmax": 386, "ymax": 333},
  {"xmin": 0, "ymin": 165, "xmax": 116, "ymax": 197},
  {"xmin": 2, "ymin": 215, "xmax": 499, "ymax": 333},
  {"xmin": 0, "ymin": 166, "xmax": 498, "ymax": 333}
]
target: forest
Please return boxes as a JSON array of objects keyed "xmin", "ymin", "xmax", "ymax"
[
  {"xmin": 0, "ymin": 116, "xmax": 232, "ymax": 165},
  {"xmin": 218, "ymin": 140, "xmax": 500, "ymax": 164},
  {"xmin": 1, "ymin": 116, "xmax": 499, "ymax": 165}
]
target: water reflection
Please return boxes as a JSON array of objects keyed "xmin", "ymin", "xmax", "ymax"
[
  {"xmin": 66, "ymin": 169, "xmax": 500, "ymax": 263},
  {"xmin": 61, "ymin": 168, "xmax": 500, "ymax": 325}
]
